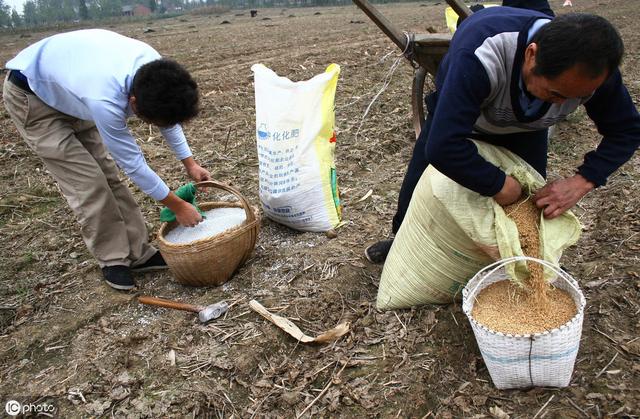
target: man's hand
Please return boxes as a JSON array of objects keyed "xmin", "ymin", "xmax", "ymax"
[
  {"xmin": 174, "ymin": 202, "xmax": 204, "ymax": 227},
  {"xmin": 160, "ymin": 192, "xmax": 203, "ymax": 227},
  {"xmin": 493, "ymin": 175, "xmax": 522, "ymax": 206},
  {"xmin": 182, "ymin": 156, "xmax": 211, "ymax": 182},
  {"xmin": 533, "ymin": 174, "xmax": 595, "ymax": 219}
]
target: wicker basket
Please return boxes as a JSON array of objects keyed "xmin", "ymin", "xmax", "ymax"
[
  {"xmin": 157, "ymin": 181, "xmax": 260, "ymax": 287},
  {"xmin": 462, "ymin": 256, "xmax": 586, "ymax": 389}
]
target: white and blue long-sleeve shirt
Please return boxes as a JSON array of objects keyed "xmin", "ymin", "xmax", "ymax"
[
  {"xmin": 6, "ymin": 29, "xmax": 193, "ymax": 201},
  {"xmin": 426, "ymin": 7, "xmax": 640, "ymax": 196}
]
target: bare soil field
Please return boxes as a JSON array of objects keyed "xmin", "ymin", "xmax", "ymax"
[{"xmin": 1, "ymin": 1, "xmax": 638, "ymax": 417}]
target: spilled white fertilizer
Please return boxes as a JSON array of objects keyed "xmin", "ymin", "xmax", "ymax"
[{"xmin": 164, "ymin": 207, "xmax": 247, "ymax": 244}]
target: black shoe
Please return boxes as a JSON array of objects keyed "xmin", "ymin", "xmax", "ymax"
[
  {"xmin": 364, "ymin": 239, "xmax": 394, "ymax": 264},
  {"xmin": 102, "ymin": 265, "xmax": 135, "ymax": 290},
  {"xmin": 132, "ymin": 251, "xmax": 168, "ymax": 273}
]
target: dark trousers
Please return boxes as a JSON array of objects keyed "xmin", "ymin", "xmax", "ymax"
[{"xmin": 391, "ymin": 114, "xmax": 549, "ymax": 234}]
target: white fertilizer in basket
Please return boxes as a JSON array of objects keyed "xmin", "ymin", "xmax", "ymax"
[{"xmin": 164, "ymin": 207, "xmax": 246, "ymax": 244}]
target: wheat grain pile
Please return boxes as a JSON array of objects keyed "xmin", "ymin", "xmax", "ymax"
[{"xmin": 472, "ymin": 196, "xmax": 577, "ymax": 334}]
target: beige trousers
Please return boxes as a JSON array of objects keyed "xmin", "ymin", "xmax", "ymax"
[{"xmin": 3, "ymin": 75, "xmax": 156, "ymax": 268}]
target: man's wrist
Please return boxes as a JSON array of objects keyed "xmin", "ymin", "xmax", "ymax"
[
  {"xmin": 573, "ymin": 173, "xmax": 596, "ymax": 193},
  {"xmin": 181, "ymin": 156, "xmax": 197, "ymax": 169},
  {"xmin": 160, "ymin": 191, "xmax": 187, "ymax": 212}
]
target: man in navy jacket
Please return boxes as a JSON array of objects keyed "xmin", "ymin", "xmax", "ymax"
[{"xmin": 366, "ymin": 8, "xmax": 640, "ymax": 263}]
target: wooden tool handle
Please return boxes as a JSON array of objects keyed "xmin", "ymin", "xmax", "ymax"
[{"xmin": 138, "ymin": 296, "xmax": 202, "ymax": 313}]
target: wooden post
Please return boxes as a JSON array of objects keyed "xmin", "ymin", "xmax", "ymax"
[{"xmin": 445, "ymin": 0, "xmax": 472, "ymax": 22}]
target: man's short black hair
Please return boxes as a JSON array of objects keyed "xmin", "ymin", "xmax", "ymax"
[
  {"xmin": 131, "ymin": 59, "xmax": 199, "ymax": 125},
  {"xmin": 530, "ymin": 13, "xmax": 624, "ymax": 79}
]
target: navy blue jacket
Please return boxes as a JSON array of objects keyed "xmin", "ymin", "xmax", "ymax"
[{"xmin": 426, "ymin": 7, "xmax": 640, "ymax": 196}]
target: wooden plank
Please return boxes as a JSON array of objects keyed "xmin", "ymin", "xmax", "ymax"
[
  {"xmin": 414, "ymin": 46, "xmax": 449, "ymax": 57},
  {"xmin": 413, "ymin": 33, "xmax": 452, "ymax": 47}
]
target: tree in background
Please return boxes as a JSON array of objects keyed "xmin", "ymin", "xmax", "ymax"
[
  {"xmin": 95, "ymin": 0, "xmax": 122, "ymax": 18},
  {"xmin": 2, "ymin": 0, "xmax": 394, "ymax": 29},
  {"xmin": 79, "ymin": 0, "xmax": 89, "ymax": 19},
  {"xmin": 87, "ymin": 0, "xmax": 101, "ymax": 18},
  {"xmin": 0, "ymin": 0, "xmax": 11, "ymax": 27},
  {"xmin": 60, "ymin": 0, "xmax": 79, "ymax": 21},
  {"xmin": 34, "ymin": 0, "xmax": 77, "ymax": 23},
  {"xmin": 22, "ymin": 0, "xmax": 38, "ymax": 25},
  {"xmin": 35, "ymin": 0, "xmax": 52, "ymax": 21},
  {"xmin": 11, "ymin": 7, "xmax": 22, "ymax": 26}
]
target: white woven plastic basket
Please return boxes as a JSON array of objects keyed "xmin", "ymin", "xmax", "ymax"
[{"xmin": 462, "ymin": 256, "xmax": 586, "ymax": 389}]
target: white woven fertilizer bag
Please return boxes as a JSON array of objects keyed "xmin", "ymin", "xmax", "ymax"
[
  {"xmin": 462, "ymin": 256, "xmax": 586, "ymax": 389},
  {"xmin": 251, "ymin": 63, "xmax": 341, "ymax": 232}
]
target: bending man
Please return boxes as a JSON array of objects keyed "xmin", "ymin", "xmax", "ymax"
[
  {"xmin": 365, "ymin": 9, "xmax": 640, "ymax": 263},
  {"xmin": 3, "ymin": 29, "xmax": 211, "ymax": 289}
]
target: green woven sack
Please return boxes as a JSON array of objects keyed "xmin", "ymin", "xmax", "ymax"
[{"xmin": 377, "ymin": 141, "xmax": 581, "ymax": 309}]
